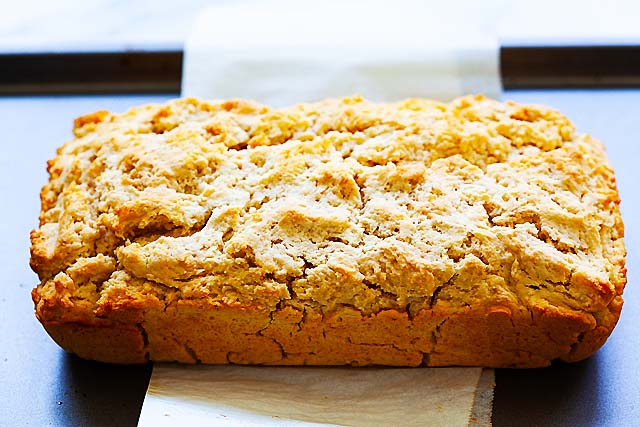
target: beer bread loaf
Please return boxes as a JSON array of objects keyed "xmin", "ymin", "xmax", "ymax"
[{"xmin": 31, "ymin": 95, "xmax": 626, "ymax": 367}]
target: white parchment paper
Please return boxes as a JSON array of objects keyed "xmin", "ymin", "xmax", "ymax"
[
  {"xmin": 182, "ymin": 1, "xmax": 501, "ymax": 105},
  {"xmin": 139, "ymin": 365, "xmax": 487, "ymax": 427},
  {"xmin": 155, "ymin": 4, "xmax": 499, "ymax": 425}
]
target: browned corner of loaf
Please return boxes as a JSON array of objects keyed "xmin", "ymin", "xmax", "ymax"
[
  {"xmin": 560, "ymin": 295, "xmax": 624, "ymax": 363},
  {"xmin": 42, "ymin": 321, "xmax": 148, "ymax": 364}
]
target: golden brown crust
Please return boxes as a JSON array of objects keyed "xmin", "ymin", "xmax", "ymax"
[
  {"xmin": 35, "ymin": 301, "xmax": 610, "ymax": 368},
  {"xmin": 31, "ymin": 95, "xmax": 627, "ymax": 367}
]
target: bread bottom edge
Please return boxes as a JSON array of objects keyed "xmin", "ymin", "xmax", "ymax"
[{"xmin": 37, "ymin": 297, "xmax": 623, "ymax": 368}]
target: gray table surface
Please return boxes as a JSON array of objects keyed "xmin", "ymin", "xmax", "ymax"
[{"xmin": 1, "ymin": 90, "xmax": 638, "ymax": 426}]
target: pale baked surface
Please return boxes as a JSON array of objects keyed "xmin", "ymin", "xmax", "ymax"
[{"xmin": 31, "ymin": 95, "xmax": 627, "ymax": 367}]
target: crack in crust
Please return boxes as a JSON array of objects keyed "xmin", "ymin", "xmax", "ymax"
[{"xmin": 31, "ymin": 95, "xmax": 627, "ymax": 366}]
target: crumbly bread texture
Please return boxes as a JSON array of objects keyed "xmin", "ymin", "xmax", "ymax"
[{"xmin": 31, "ymin": 95, "xmax": 626, "ymax": 367}]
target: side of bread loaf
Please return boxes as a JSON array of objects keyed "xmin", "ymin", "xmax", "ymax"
[{"xmin": 30, "ymin": 95, "xmax": 626, "ymax": 367}]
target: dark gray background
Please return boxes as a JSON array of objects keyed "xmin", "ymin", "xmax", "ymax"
[{"xmin": 1, "ymin": 90, "xmax": 638, "ymax": 426}]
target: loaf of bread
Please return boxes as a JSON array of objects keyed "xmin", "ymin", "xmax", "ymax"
[{"xmin": 31, "ymin": 95, "xmax": 626, "ymax": 367}]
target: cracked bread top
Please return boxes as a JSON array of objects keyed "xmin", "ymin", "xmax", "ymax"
[{"xmin": 31, "ymin": 95, "xmax": 626, "ymax": 321}]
